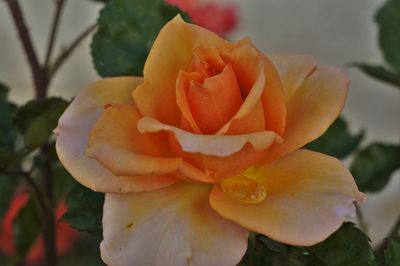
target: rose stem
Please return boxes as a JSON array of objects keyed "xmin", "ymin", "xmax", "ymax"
[{"xmin": 6, "ymin": 0, "xmax": 96, "ymax": 263}]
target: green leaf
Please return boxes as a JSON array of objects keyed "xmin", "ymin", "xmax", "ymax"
[
  {"xmin": 14, "ymin": 98, "xmax": 69, "ymax": 150},
  {"xmin": 0, "ymin": 148, "xmax": 22, "ymax": 169},
  {"xmin": 0, "ymin": 83, "xmax": 17, "ymax": 152},
  {"xmin": 13, "ymin": 196, "xmax": 42, "ymax": 256},
  {"xmin": 375, "ymin": 0, "xmax": 400, "ymax": 71},
  {"xmin": 298, "ymin": 223, "xmax": 376, "ymax": 266},
  {"xmin": 305, "ymin": 117, "xmax": 364, "ymax": 159},
  {"xmin": 353, "ymin": 63, "xmax": 400, "ymax": 88},
  {"xmin": 91, "ymin": 0, "xmax": 190, "ymax": 77},
  {"xmin": 52, "ymin": 163, "xmax": 75, "ymax": 202},
  {"xmin": 59, "ymin": 233, "xmax": 106, "ymax": 266},
  {"xmin": 385, "ymin": 238, "xmax": 400, "ymax": 266},
  {"xmin": 0, "ymin": 174, "xmax": 19, "ymax": 221},
  {"xmin": 14, "ymin": 97, "xmax": 68, "ymax": 133},
  {"xmin": 62, "ymin": 182, "xmax": 104, "ymax": 233},
  {"xmin": 239, "ymin": 233, "xmax": 304, "ymax": 266},
  {"xmin": 351, "ymin": 143, "xmax": 400, "ymax": 192},
  {"xmin": 0, "ymin": 82, "xmax": 10, "ymax": 100},
  {"xmin": 238, "ymin": 233, "xmax": 279, "ymax": 266},
  {"xmin": 0, "ymin": 256, "xmax": 21, "ymax": 266}
]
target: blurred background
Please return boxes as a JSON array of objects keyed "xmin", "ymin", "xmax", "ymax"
[{"xmin": 0, "ymin": 0, "xmax": 398, "ymax": 249}]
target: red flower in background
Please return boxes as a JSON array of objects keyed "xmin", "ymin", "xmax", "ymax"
[
  {"xmin": 0, "ymin": 191, "xmax": 78, "ymax": 265},
  {"xmin": 166, "ymin": 0, "xmax": 238, "ymax": 36}
]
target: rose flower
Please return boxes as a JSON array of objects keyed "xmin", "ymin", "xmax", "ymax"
[{"xmin": 55, "ymin": 16, "xmax": 365, "ymax": 266}]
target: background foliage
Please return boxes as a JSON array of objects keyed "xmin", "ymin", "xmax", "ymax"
[{"xmin": 0, "ymin": 0, "xmax": 399, "ymax": 265}]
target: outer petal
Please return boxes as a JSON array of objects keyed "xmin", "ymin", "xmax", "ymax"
[
  {"xmin": 210, "ymin": 149, "xmax": 365, "ymax": 246},
  {"xmin": 55, "ymin": 77, "xmax": 177, "ymax": 193},
  {"xmin": 263, "ymin": 67, "xmax": 349, "ymax": 163},
  {"xmin": 101, "ymin": 183, "xmax": 248, "ymax": 266},
  {"xmin": 86, "ymin": 104, "xmax": 213, "ymax": 183},
  {"xmin": 270, "ymin": 54, "xmax": 317, "ymax": 102},
  {"xmin": 132, "ymin": 15, "xmax": 228, "ymax": 126}
]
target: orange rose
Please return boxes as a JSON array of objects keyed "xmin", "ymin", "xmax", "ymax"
[{"xmin": 55, "ymin": 16, "xmax": 365, "ymax": 266}]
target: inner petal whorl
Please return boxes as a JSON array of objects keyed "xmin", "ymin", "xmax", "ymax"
[{"xmin": 186, "ymin": 64, "xmax": 244, "ymax": 134}]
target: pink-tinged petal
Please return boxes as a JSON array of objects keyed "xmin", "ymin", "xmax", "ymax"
[
  {"xmin": 137, "ymin": 117, "xmax": 282, "ymax": 157},
  {"xmin": 210, "ymin": 149, "xmax": 365, "ymax": 246},
  {"xmin": 86, "ymin": 104, "xmax": 212, "ymax": 183},
  {"xmin": 132, "ymin": 15, "xmax": 228, "ymax": 126},
  {"xmin": 55, "ymin": 77, "xmax": 177, "ymax": 193},
  {"xmin": 270, "ymin": 54, "xmax": 317, "ymax": 101},
  {"xmin": 263, "ymin": 67, "xmax": 349, "ymax": 163},
  {"xmin": 101, "ymin": 183, "xmax": 248, "ymax": 266}
]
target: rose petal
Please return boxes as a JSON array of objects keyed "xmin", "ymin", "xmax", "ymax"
[
  {"xmin": 261, "ymin": 57, "xmax": 287, "ymax": 136},
  {"xmin": 176, "ymin": 71, "xmax": 203, "ymax": 133},
  {"xmin": 132, "ymin": 15, "xmax": 228, "ymax": 126},
  {"xmin": 186, "ymin": 64, "xmax": 243, "ymax": 134},
  {"xmin": 215, "ymin": 43, "xmax": 286, "ymax": 136},
  {"xmin": 137, "ymin": 117, "xmax": 282, "ymax": 157},
  {"xmin": 270, "ymin": 54, "xmax": 317, "ymax": 102},
  {"xmin": 101, "ymin": 183, "xmax": 248, "ymax": 266},
  {"xmin": 216, "ymin": 43, "xmax": 266, "ymax": 135},
  {"xmin": 86, "ymin": 104, "xmax": 213, "ymax": 183},
  {"xmin": 55, "ymin": 77, "xmax": 178, "ymax": 193},
  {"xmin": 169, "ymin": 135, "xmax": 267, "ymax": 181},
  {"xmin": 221, "ymin": 101, "xmax": 265, "ymax": 135},
  {"xmin": 263, "ymin": 67, "xmax": 349, "ymax": 163},
  {"xmin": 209, "ymin": 149, "xmax": 365, "ymax": 246}
]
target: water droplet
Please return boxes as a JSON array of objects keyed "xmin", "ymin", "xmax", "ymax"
[
  {"xmin": 242, "ymin": 166, "xmax": 259, "ymax": 178},
  {"xmin": 221, "ymin": 175, "xmax": 266, "ymax": 203},
  {"xmin": 205, "ymin": 168, "xmax": 217, "ymax": 179}
]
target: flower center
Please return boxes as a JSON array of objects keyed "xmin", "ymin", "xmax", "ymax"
[{"xmin": 221, "ymin": 170, "xmax": 266, "ymax": 203}]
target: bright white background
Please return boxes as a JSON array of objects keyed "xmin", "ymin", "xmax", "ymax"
[{"xmin": 0, "ymin": 0, "xmax": 399, "ymax": 245}]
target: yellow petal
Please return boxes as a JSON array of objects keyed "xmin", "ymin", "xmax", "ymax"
[
  {"xmin": 101, "ymin": 183, "xmax": 248, "ymax": 266},
  {"xmin": 55, "ymin": 77, "xmax": 177, "ymax": 193},
  {"xmin": 270, "ymin": 54, "xmax": 317, "ymax": 101},
  {"xmin": 86, "ymin": 104, "xmax": 213, "ymax": 183},
  {"xmin": 132, "ymin": 15, "xmax": 228, "ymax": 126},
  {"xmin": 263, "ymin": 67, "xmax": 349, "ymax": 163},
  {"xmin": 210, "ymin": 149, "xmax": 365, "ymax": 246}
]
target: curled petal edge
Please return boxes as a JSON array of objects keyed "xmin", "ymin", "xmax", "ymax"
[{"xmin": 137, "ymin": 117, "xmax": 283, "ymax": 157}]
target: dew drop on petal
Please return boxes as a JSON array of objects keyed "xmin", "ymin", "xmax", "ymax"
[
  {"xmin": 242, "ymin": 166, "xmax": 259, "ymax": 178},
  {"xmin": 221, "ymin": 175, "xmax": 266, "ymax": 203}
]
